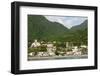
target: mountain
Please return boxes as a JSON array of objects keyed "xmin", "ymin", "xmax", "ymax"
[
  {"xmin": 71, "ymin": 20, "xmax": 88, "ymax": 30},
  {"xmin": 28, "ymin": 15, "xmax": 69, "ymax": 42},
  {"xmin": 69, "ymin": 20, "xmax": 88, "ymax": 44},
  {"xmin": 28, "ymin": 15, "xmax": 88, "ymax": 45}
]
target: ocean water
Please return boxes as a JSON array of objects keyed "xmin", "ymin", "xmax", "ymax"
[{"xmin": 28, "ymin": 55, "xmax": 88, "ymax": 61}]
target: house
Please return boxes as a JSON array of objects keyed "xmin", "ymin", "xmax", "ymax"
[
  {"xmin": 46, "ymin": 43, "xmax": 55, "ymax": 56},
  {"xmin": 72, "ymin": 46, "xmax": 78, "ymax": 52},
  {"xmin": 72, "ymin": 46, "xmax": 82, "ymax": 55},
  {"xmin": 80, "ymin": 45, "xmax": 87, "ymax": 48},
  {"xmin": 30, "ymin": 40, "xmax": 41, "ymax": 48}
]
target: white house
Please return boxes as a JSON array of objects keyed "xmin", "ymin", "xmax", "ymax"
[
  {"xmin": 73, "ymin": 51, "xmax": 82, "ymax": 55},
  {"xmin": 30, "ymin": 40, "xmax": 41, "ymax": 48},
  {"xmin": 72, "ymin": 46, "xmax": 82, "ymax": 55},
  {"xmin": 72, "ymin": 46, "xmax": 78, "ymax": 52},
  {"xmin": 28, "ymin": 52, "xmax": 35, "ymax": 56},
  {"xmin": 46, "ymin": 43, "xmax": 55, "ymax": 56},
  {"xmin": 80, "ymin": 45, "xmax": 87, "ymax": 48}
]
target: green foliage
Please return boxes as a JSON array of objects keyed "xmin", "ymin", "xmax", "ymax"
[
  {"xmin": 54, "ymin": 42, "xmax": 66, "ymax": 48},
  {"xmin": 28, "ymin": 15, "xmax": 69, "ymax": 42},
  {"xmin": 28, "ymin": 46, "xmax": 47, "ymax": 53},
  {"xmin": 28, "ymin": 15, "xmax": 88, "ymax": 47}
]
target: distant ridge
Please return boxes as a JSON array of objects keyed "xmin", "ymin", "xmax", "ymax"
[
  {"xmin": 28, "ymin": 15, "xmax": 88, "ymax": 44},
  {"xmin": 71, "ymin": 20, "xmax": 88, "ymax": 30},
  {"xmin": 28, "ymin": 15, "xmax": 69, "ymax": 42}
]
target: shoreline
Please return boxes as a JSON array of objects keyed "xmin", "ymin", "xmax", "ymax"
[{"xmin": 28, "ymin": 55, "xmax": 88, "ymax": 61}]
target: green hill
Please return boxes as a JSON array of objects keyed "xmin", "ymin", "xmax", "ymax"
[
  {"xmin": 70, "ymin": 20, "xmax": 88, "ymax": 44},
  {"xmin": 28, "ymin": 15, "xmax": 88, "ymax": 45},
  {"xmin": 71, "ymin": 20, "xmax": 88, "ymax": 30},
  {"xmin": 28, "ymin": 15, "xmax": 69, "ymax": 42}
]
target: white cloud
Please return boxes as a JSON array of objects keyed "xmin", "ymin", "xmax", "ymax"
[{"xmin": 44, "ymin": 16, "xmax": 87, "ymax": 29}]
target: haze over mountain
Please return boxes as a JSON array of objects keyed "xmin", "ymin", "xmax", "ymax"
[
  {"xmin": 28, "ymin": 15, "xmax": 88, "ymax": 44},
  {"xmin": 44, "ymin": 16, "xmax": 87, "ymax": 29},
  {"xmin": 71, "ymin": 20, "xmax": 88, "ymax": 30}
]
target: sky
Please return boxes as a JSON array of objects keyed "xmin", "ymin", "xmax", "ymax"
[{"xmin": 44, "ymin": 15, "xmax": 87, "ymax": 29}]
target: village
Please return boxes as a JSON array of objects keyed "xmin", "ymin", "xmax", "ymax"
[{"xmin": 28, "ymin": 40, "xmax": 88, "ymax": 59}]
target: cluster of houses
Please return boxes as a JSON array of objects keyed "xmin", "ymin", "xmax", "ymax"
[{"xmin": 28, "ymin": 40, "xmax": 87, "ymax": 57}]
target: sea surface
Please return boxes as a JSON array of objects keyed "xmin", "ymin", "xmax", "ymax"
[{"xmin": 28, "ymin": 55, "xmax": 88, "ymax": 61}]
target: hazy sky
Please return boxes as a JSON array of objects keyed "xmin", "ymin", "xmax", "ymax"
[{"xmin": 44, "ymin": 15, "xmax": 87, "ymax": 29}]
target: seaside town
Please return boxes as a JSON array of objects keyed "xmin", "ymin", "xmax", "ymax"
[{"xmin": 28, "ymin": 39, "xmax": 88, "ymax": 60}]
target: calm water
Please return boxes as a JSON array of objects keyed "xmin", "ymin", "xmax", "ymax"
[{"xmin": 28, "ymin": 55, "xmax": 88, "ymax": 61}]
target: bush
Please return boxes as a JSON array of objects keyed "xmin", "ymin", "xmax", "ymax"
[{"xmin": 28, "ymin": 46, "xmax": 47, "ymax": 53}]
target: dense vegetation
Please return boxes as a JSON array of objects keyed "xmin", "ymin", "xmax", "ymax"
[{"xmin": 28, "ymin": 15, "xmax": 88, "ymax": 47}]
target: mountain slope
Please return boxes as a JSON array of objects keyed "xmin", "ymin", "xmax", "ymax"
[
  {"xmin": 28, "ymin": 15, "xmax": 69, "ymax": 42},
  {"xmin": 71, "ymin": 20, "xmax": 88, "ymax": 30},
  {"xmin": 69, "ymin": 20, "xmax": 88, "ymax": 44},
  {"xmin": 28, "ymin": 15, "xmax": 88, "ymax": 45}
]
